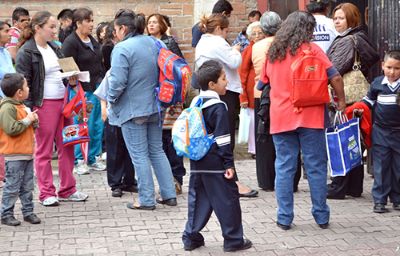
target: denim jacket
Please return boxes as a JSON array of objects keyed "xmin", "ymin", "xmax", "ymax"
[{"xmin": 108, "ymin": 34, "xmax": 163, "ymax": 126}]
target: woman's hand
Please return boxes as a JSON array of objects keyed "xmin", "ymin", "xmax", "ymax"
[
  {"xmin": 68, "ymin": 75, "xmax": 78, "ymax": 86},
  {"xmin": 224, "ymin": 168, "xmax": 235, "ymax": 179},
  {"xmin": 240, "ymin": 102, "xmax": 248, "ymax": 108},
  {"xmin": 233, "ymin": 44, "xmax": 241, "ymax": 52}
]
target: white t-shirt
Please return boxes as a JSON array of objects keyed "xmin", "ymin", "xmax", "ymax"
[
  {"xmin": 37, "ymin": 44, "xmax": 66, "ymax": 99},
  {"xmin": 312, "ymin": 15, "xmax": 338, "ymax": 53}
]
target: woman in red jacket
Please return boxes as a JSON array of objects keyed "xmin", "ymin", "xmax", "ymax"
[{"xmin": 239, "ymin": 21, "xmax": 265, "ymax": 157}]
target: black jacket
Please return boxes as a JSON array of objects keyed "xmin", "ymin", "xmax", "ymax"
[
  {"xmin": 62, "ymin": 31, "xmax": 104, "ymax": 92},
  {"xmin": 16, "ymin": 39, "xmax": 65, "ymax": 108},
  {"xmin": 160, "ymin": 34, "xmax": 184, "ymax": 58},
  {"xmin": 327, "ymin": 26, "xmax": 379, "ymax": 82}
]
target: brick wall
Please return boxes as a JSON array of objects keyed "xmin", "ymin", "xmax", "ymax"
[{"xmin": 0, "ymin": 0, "xmax": 258, "ymax": 64}]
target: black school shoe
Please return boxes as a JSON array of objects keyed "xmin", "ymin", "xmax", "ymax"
[
  {"xmin": 111, "ymin": 188, "xmax": 123, "ymax": 197},
  {"xmin": 183, "ymin": 240, "xmax": 205, "ymax": 251},
  {"xmin": 223, "ymin": 239, "xmax": 252, "ymax": 252},
  {"xmin": 373, "ymin": 203, "xmax": 389, "ymax": 213},
  {"xmin": 24, "ymin": 213, "xmax": 41, "ymax": 224},
  {"xmin": 1, "ymin": 216, "xmax": 21, "ymax": 226}
]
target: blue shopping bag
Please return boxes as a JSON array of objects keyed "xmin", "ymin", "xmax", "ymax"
[{"xmin": 325, "ymin": 112, "xmax": 363, "ymax": 177}]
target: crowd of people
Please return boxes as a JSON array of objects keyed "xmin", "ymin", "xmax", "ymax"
[{"xmin": 0, "ymin": 0, "xmax": 399, "ymax": 252}]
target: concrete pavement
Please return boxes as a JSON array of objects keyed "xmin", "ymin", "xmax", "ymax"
[{"xmin": 0, "ymin": 159, "xmax": 400, "ymax": 256}]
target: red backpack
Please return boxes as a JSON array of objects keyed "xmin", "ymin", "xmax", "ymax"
[
  {"xmin": 290, "ymin": 48, "xmax": 330, "ymax": 108},
  {"xmin": 153, "ymin": 38, "xmax": 191, "ymax": 108}
]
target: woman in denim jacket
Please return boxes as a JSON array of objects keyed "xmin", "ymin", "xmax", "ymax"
[{"xmin": 108, "ymin": 9, "xmax": 176, "ymax": 210}]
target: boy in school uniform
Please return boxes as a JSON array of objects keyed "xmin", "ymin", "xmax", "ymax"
[
  {"xmin": 362, "ymin": 50, "xmax": 400, "ymax": 213},
  {"xmin": 0, "ymin": 73, "xmax": 41, "ymax": 226},
  {"xmin": 182, "ymin": 60, "xmax": 252, "ymax": 252}
]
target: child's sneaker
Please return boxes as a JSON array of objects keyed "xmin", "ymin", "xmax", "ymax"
[
  {"xmin": 58, "ymin": 191, "xmax": 88, "ymax": 202},
  {"xmin": 88, "ymin": 161, "xmax": 106, "ymax": 171},
  {"xmin": 41, "ymin": 196, "xmax": 59, "ymax": 207},
  {"xmin": 23, "ymin": 213, "xmax": 41, "ymax": 224},
  {"xmin": 1, "ymin": 216, "xmax": 21, "ymax": 226},
  {"xmin": 74, "ymin": 163, "xmax": 90, "ymax": 175}
]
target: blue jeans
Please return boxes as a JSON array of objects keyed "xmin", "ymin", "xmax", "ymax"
[
  {"xmin": 121, "ymin": 113, "xmax": 176, "ymax": 206},
  {"xmin": 73, "ymin": 90, "xmax": 104, "ymax": 165},
  {"xmin": 1, "ymin": 160, "xmax": 34, "ymax": 218},
  {"xmin": 273, "ymin": 128, "xmax": 330, "ymax": 225}
]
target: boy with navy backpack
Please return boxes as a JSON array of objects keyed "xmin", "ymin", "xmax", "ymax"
[{"xmin": 182, "ymin": 60, "xmax": 252, "ymax": 252}]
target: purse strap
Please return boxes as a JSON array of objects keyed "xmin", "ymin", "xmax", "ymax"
[{"xmin": 349, "ymin": 35, "xmax": 362, "ymax": 71}]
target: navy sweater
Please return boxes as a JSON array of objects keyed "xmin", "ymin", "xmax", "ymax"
[
  {"xmin": 190, "ymin": 97, "xmax": 235, "ymax": 173},
  {"xmin": 363, "ymin": 75, "xmax": 400, "ymax": 129}
]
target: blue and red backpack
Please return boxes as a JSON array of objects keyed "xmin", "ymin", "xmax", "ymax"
[{"xmin": 152, "ymin": 38, "xmax": 191, "ymax": 108}]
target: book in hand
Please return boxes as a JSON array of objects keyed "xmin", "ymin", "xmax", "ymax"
[{"xmin": 58, "ymin": 57, "xmax": 90, "ymax": 82}]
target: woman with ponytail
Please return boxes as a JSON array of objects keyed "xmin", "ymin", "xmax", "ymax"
[
  {"xmin": 62, "ymin": 8, "xmax": 105, "ymax": 175},
  {"xmin": 108, "ymin": 9, "xmax": 176, "ymax": 210},
  {"xmin": 15, "ymin": 11, "xmax": 88, "ymax": 206}
]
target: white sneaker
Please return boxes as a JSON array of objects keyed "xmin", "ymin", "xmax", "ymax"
[
  {"xmin": 58, "ymin": 191, "xmax": 88, "ymax": 202},
  {"xmin": 74, "ymin": 163, "xmax": 90, "ymax": 175},
  {"xmin": 41, "ymin": 196, "xmax": 59, "ymax": 206},
  {"xmin": 88, "ymin": 161, "xmax": 106, "ymax": 171}
]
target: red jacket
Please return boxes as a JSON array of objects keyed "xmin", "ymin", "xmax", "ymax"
[
  {"xmin": 239, "ymin": 41, "xmax": 255, "ymax": 109},
  {"xmin": 345, "ymin": 101, "xmax": 372, "ymax": 148}
]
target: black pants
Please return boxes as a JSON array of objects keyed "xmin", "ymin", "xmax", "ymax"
[
  {"xmin": 105, "ymin": 120, "xmax": 136, "ymax": 191},
  {"xmin": 254, "ymin": 98, "xmax": 302, "ymax": 191},
  {"xmin": 162, "ymin": 129, "xmax": 186, "ymax": 185},
  {"xmin": 220, "ymin": 91, "xmax": 240, "ymax": 181},
  {"xmin": 328, "ymin": 164, "xmax": 364, "ymax": 198},
  {"xmin": 182, "ymin": 173, "xmax": 244, "ymax": 249}
]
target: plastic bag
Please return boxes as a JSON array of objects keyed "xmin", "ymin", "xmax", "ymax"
[{"xmin": 238, "ymin": 108, "xmax": 251, "ymax": 144}]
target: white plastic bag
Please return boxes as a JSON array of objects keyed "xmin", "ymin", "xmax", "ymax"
[{"xmin": 238, "ymin": 108, "xmax": 251, "ymax": 144}]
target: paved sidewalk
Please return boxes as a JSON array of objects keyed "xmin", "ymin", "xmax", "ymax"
[{"xmin": 0, "ymin": 159, "xmax": 399, "ymax": 256}]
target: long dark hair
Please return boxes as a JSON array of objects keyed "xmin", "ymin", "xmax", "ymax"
[
  {"xmin": 103, "ymin": 21, "xmax": 115, "ymax": 46},
  {"xmin": 19, "ymin": 11, "xmax": 52, "ymax": 47},
  {"xmin": 268, "ymin": 11, "xmax": 315, "ymax": 63},
  {"xmin": 114, "ymin": 9, "xmax": 145, "ymax": 37}
]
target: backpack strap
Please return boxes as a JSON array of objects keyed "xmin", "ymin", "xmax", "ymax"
[{"xmin": 150, "ymin": 36, "xmax": 164, "ymax": 52}]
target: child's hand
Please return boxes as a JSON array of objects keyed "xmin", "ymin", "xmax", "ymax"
[
  {"xmin": 224, "ymin": 168, "xmax": 235, "ymax": 179},
  {"xmin": 27, "ymin": 110, "xmax": 38, "ymax": 122},
  {"xmin": 353, "ymin": 108, "xmax": 364, "ymax": 118}
]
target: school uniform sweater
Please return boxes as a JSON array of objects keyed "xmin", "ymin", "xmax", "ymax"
[
  {"xmin": 190, "ymin": 90, "xmax": 235, "ymax": 173},
  {"xmin": 363, "ymin": 76, "xmax": 400, "ymax": 129}
]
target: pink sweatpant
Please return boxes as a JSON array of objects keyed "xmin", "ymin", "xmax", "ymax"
[{"xmin": 34, "ymin": 99, "xmax": 76, "ymax": 201}]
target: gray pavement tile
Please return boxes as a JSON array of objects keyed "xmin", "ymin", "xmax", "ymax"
[{"xmin": 1, "ymin": 159, "xmax": 400, "ymax": 255}]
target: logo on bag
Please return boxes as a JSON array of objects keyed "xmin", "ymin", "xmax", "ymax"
[{"xmin": 347, "ymin": 135, "xmax": 360, "ymax": 160}]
